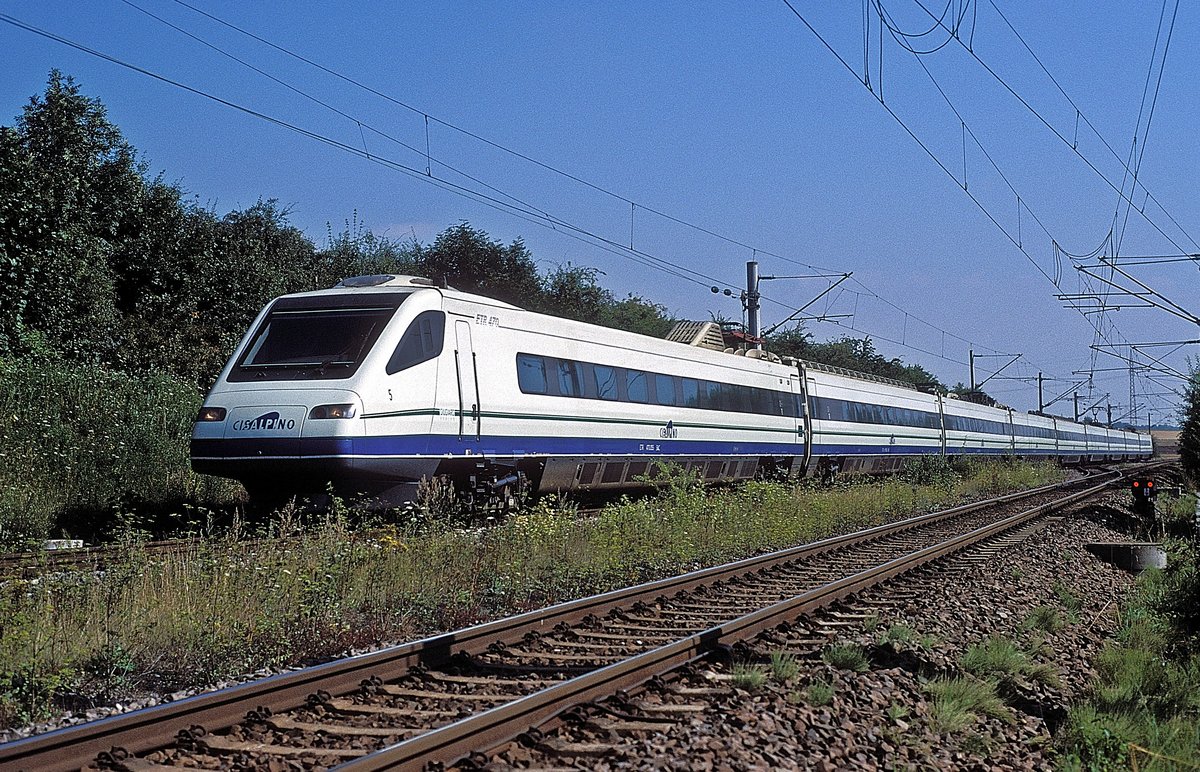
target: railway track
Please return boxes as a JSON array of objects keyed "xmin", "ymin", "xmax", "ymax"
[
  {"xmin": 0, "ymin": 464, "xmax": 1155, "ymax": 772},
  {"xmin": 0, "ymin": 539, "xmax": 202, "ymax": 579}
]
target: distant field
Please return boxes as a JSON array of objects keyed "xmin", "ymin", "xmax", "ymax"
[{"xmin": 1151, "ymin": 429, "xmax": 1180, "ymax": 456}]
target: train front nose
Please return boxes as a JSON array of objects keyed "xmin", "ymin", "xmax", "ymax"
[
  {"xmin": 225, "ymin": 404, "xmax": 307, "ymax": 454},
  {"xmin": 190, "ymin": 390, "xmax": 363, "ymax": 479}
]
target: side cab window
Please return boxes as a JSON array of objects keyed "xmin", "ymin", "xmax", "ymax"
[{"xmin": 386, "ymin": 311, "xmax": 446, "ymax": 374}]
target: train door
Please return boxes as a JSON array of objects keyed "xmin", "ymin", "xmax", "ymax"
[
  {"xmin": 795, "ymin": 363, "xmax": 813, "ymax": 476},
  {"xmin": 454, "ymin": 320, "xmax": 481, "ymax": 442},
  {"xmin": 935, "ymin": 393, "xmax": 947, "ymax": 455}
]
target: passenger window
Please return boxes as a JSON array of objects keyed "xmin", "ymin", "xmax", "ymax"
[
  {"xmin": 655, "ymin": 374, "xmax": 676, "ymax": 406},
  {"xmin": 595, "ymin": 365, "xmax": 619, "ymax": 400},
  {"xmin": 516, "ymin": 354, "xmax": 548, "ymax": 394},
  {"xmin": 704, "ymin": 381, "xmax": 722, "ymax": 410},
  {"xmin": 556, "ymin": 360, "xmax": 583, "ymax": 397},
  {"xmin": 386, "ymin": 311, "xmax": 446, "ymax": 374},
  {"xmin": 681, "ymin": 379, "xmax": 700, "ymax": 408},
  {"xmin": 627, "ymin": 370, "xmax": 648, "ymax": 403}
]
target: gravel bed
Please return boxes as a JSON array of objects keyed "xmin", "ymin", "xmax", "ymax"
[{"xmin": 490, "ymin": 489, "xmax": 1148, "ymax": 770}]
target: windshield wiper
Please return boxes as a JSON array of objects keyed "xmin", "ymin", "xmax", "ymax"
[{"xmin": 240, "ymin": 360, "xmax": 354, "ymax": 370}]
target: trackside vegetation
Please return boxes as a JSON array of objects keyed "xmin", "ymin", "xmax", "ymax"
[
  {"xmin": 0, "ymin": 459, "xmax": 1062, "ymax": 730},
  {"xmin": 1057, "ymin": 495, "xmax": 1200, "ymax": 770},
  {"xmin": 0, "ymin": 360, "xmax": 240, "ymax": 546}
]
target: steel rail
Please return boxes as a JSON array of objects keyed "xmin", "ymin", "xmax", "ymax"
[
  {"xmin": 335, "ymin": 470, "xmax": 1139, "ymax": 771},
  {"xmin": 0, "ymin": 466, "xmax": 1148, "ymax": 772},
  {"xmin": 0, "ymin": 539, "xmax": 200, "ymax": 578}
]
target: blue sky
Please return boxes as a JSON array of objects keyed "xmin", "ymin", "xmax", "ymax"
[{"xmin": 2, "ymin": 1, "xmax": 1196, "ymax": 422}]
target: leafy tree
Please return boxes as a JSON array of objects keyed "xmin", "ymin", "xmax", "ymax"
[
  {"xmin": 0, "ymin": 74, "xmax": 323, "ymax": 384},
  {"xmin": 317, "ymin": 215, "xmax": 417, "ymax": 286},
  {"xmin": 950, "ymin": 382, "xmax": 998, "ymax": 407},
  {"xmin": 0, "ymin": 71, "xmax": 131, "ymax": 362},
  {"xmin": 602, "ymin": 294, "xmax": 674, "ymax": 338},
  {"xmin": 407, "ymin": 222, "xmax": 542, "ymax": 307},
  {"xmin": 766, "ymin": 326, "xmax": 945, "ymax": 391},
  {"xmin": 534, "ymin": 262, "xmax": 673, "ymax": 337},
  {"xmin": 538, "ymin": 262, "xmax": 613, "ymax": 320},
  {"xmin": 1180, "ymin": 362, "xmax": 1200, "ymax": 487},
  {"xmin": 766, "ymin": 326, "xmax": 814, "ymax": 359}
]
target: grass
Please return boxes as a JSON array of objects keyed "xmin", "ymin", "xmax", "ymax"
[
  {"xmin": 769, "ymin": 651, "xmax": 801, "ymax": 683},
  {"xmin": 1052, "ymin": 581, "xmax": 1084, "ymax": 621},
  {"xmin": 0, "ymin": 360, "xmax": 240, "ymax": 548},
  {"xmin": 960, "ymin": 636, "xmax": 1060, "ymax": 688},
  {"xmin": 731, "ymin": 662, "xmax": 768, "ymax": 691},
  {"xmin": 960, "ymin": 637, "xmax": 1029, "ymax": 680},
  {"xmin": 1022, "ymin": 605, "xmax": 1065, "ymax": 634},
  {"xmin": 822, "ymin": 643, "xmax": 869, "ymax": 673},
  {"xmin": 882, "ymin": 624, "xmax": 914, "ymax": 644},
  {"xmin": 1057, "ymin": 539, "xmax": 1200, "ymax": 770},
  {"xmin": 803, "ymin": 678, "xmax": 834, "ymax": 706},
  {"xmin": 925, "ymin": 676, "xmax": 1013, "ymax": 733},
  {"xmin": 0, "ymin": 458, "xmax": 1066, "ymax": 729}
]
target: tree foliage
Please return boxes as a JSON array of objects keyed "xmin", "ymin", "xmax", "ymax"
[
  {"xmin": 1, "ymin": 72, "xmax": 937, "ymax": 393},
  {"xmin": 0, "ymin": 72, "xmax": 986, "ymax": 542},
  {"xmin": 0, "ymin": 74, "xmax": 681, "ymax": 387},
  {"xmin": 766, "ymin": 326, "xmax": 946, "ymax": 391},
  {"xmin": 0, "ymin": 72, "xmax": 323, "ymax": 383},
  {"xmin": 1180, "ymin": 362, "xmax": 1200, "ymax": 488}
]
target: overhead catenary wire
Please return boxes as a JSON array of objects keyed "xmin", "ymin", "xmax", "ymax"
[
  {"xmin": 1113, "ymin": 0, "xmax": 1181, "ymax": 256},
  {"xmin": 782, "ymin": 1, "xmax": 1190, "ymax": 409},
  {"xmin": 160, "ymin": 0, "xmax": 1037, "ymax": 368},
  {"xmin": 784, "ymin": 1, "xmax": 1189, "ymax": 417},
  {"xmin": 0, "ymin": 11, "xmax": 729, "ymax": 294},
  {"xmin": 2, "ymin": 7, "xmax": 1158, "ymax": 402},
  {"xmin": 872, "ymin": 0, "xmax": 1132, "ymax": 359},
  {"xmin": 9, "ymin": 3, "xmax": 1005, "ymax": 380},
  {"xmin": 980, "ymin": 0, "xmax": 1198, "ymax": 255},
  {"xmin": 906, "ymin": 0, "xmax": 1199, "ymax": 254}
]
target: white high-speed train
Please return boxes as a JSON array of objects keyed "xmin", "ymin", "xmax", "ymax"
[{"xmin": 190, "ymin": 275, "xmax": 1152, "ymax": 506}]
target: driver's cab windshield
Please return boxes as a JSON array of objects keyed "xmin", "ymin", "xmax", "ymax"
[{"xmin": 228, "ymin": 293, "xmax": 409, "ymax": 381}]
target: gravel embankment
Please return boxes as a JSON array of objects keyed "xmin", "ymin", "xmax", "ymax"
[{"xmin": 491, "ymin": 489, "xmax": 1145, "ymax": 770}]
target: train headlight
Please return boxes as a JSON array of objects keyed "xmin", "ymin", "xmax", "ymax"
[
  {"xmin": 196, "ymin": 406, "xmax": 227, "ymax": 422},
  {"xmin": 309, "ymin": 404, "xmax": 357, "ymax": 420}
]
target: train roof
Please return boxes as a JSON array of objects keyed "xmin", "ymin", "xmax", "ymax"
[{"xmin": 279, "ymin": 274, "xmax": 521, "ymax": 310}]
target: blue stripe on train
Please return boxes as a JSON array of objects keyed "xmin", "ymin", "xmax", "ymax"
[{"xmin": 191, "ymin": 435, "xmax": 1139, "ymax": 460}]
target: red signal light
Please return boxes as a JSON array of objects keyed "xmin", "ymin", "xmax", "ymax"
[
  {"xmin": 1147, "ymin": 480, "xmax": 1154, "ymax": 488},
  {"xmin": 1132, "ymin": 480, "xmax": 1140, "ymax": 487}
]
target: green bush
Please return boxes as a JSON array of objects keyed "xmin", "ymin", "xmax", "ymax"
[
  {"xmin": 0, "ymin": 359, "xmax": 238, "ymax": 546},
  {"xmin": 901, "ymin": 455, "xmax": 959, "ymax": 489}
]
